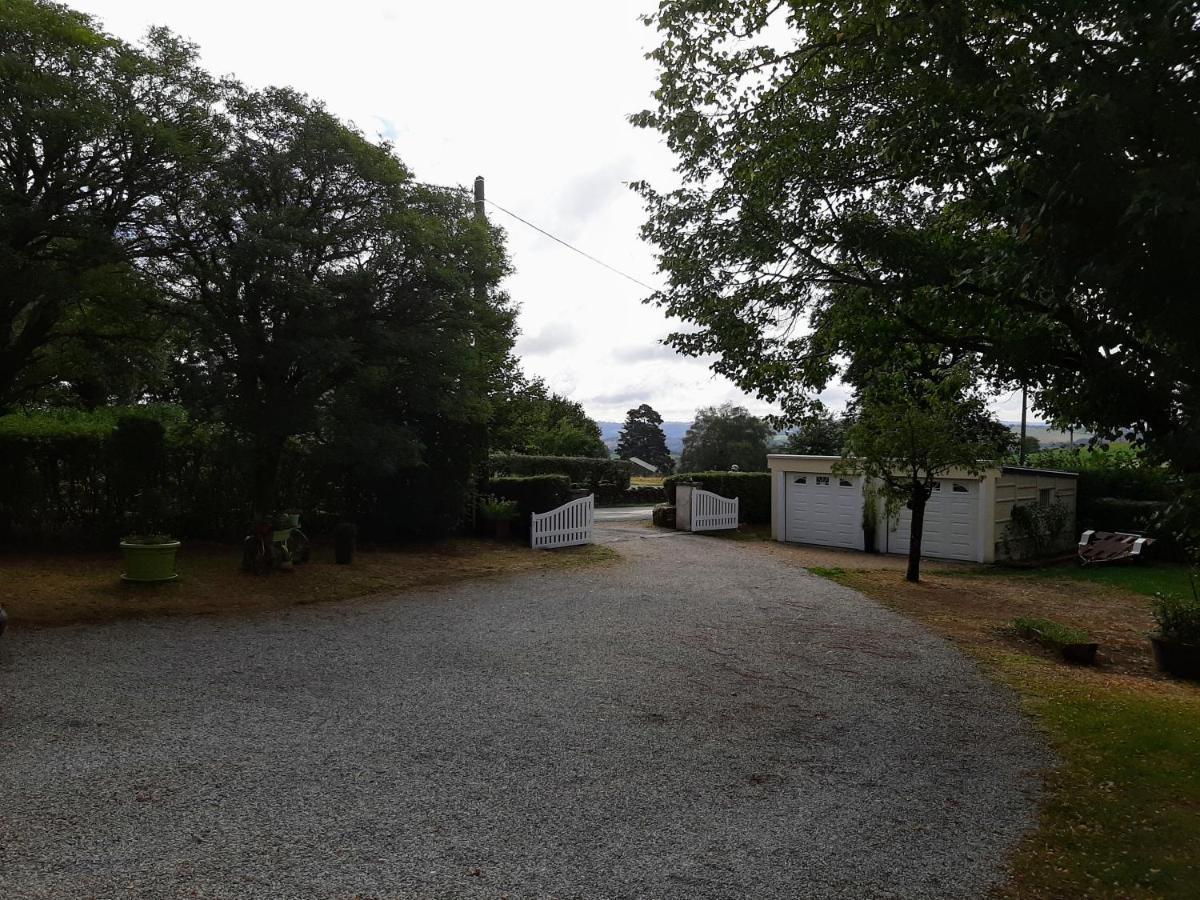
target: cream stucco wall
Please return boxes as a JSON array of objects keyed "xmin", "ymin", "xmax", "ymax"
[{"xmin": 767, "ymin": 455, "xmax": 1079, "ymax": 563}]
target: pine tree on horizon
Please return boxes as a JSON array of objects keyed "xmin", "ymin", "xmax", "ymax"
[{"xmin": 615, "ymin": 404, "xmax": 674, "ymax": 473}]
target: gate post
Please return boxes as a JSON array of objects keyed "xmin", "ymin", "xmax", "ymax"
[{"xmin": 675, "ymin": 482, "xmax": 698, "ymax": 531}]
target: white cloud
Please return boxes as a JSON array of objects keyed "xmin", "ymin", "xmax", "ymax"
[{"xmin": 515, "ymin": 321, "xmax": 579, "ymax": 357}]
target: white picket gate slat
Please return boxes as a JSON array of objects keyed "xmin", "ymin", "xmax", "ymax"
[
  {"xmin": 691, "ymin": 489, "xmax": 739, "ymax": 532},
  {"xmin": 531, "ymin": 494, "xmax": 594, "ymax": 549}
]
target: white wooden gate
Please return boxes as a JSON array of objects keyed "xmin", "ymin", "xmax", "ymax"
[
  {"xmin": 531, "ymin": 494, "xmax": 594, "ymax": 549},
  {"xmin": 691, "ymin": 489, "xmax": 739, "ymax": 532}
]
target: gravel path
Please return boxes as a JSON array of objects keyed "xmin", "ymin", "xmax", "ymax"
[{"xmin": 0, "ymin": 525, "xmax": 1047, "ymax": 899}]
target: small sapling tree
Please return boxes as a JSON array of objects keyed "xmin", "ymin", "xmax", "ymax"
[{"xmin": 841, "ymin": 365, "xmax": 1012, "ymax": 582}]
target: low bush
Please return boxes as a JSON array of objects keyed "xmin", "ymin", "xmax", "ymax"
[
  {"xmin": 1014, "ymin": 617, "xmax": 1091, "ymax": 647},
  {"xmin": 478, "ymin": 496, "xmax": 520, "ymax": 522},
  {"xmin": 1028, "ymin": 446, "xmax": 1178, "ymax": 502},
  {"xmin": 490, "ymin": 453, "xmax": 632, "ymax": 495},
  {"xmin": 1005, "ymin": 501, "xmax": 1073, "ymax": 560},
  {"xmin": 486, "ymin": 474, "xmax": 571, "ymax": 530},
  {"xmin": 652, "ymin": 504, "xmax": 676, "ymax": 528},
  {"xmin": 662, "ymin": 472, "xmax": 771, "ymax": 524}
]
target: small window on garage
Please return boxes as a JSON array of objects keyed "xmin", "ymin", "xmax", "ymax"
[
  {"xmin": 1039, "ymin": 487, "xmax": 1054, "ymax": 506},
  {"xmin": 952, "ymin": 483, "xmax": 969, "ymax": 493},
  {"xmin": 838, "ymin": 478, "xmax": 853, "ymax": 487},
  {"xmin": 816, "ymin": 475, "xmax": 830, "ymax": 485},
  {"xmin": 793, "ymin": 475, "xmax": 807, "ymax": 484}
]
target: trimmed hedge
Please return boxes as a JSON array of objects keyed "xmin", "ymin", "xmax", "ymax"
[
  {"xmin": 0, "ymin": 406, "xmax": 477, "ymax": 545},
  {"xmin": 618, "ymin": 485, "xmax": 664, "ymax": 505},
  {"xmin": 486, "ymin": 474, "xmax": 571, "ymax": 531},
  {"xmin": 663, "ymin": 472, "xmax": 772, "ymax": 524},
  {"xmin": 490, "ymin": 453, "xmax": 632, "ymax": 497},
  {"xmin": 652, "ymin": 504, "xmax": 676, "ymax": 528}
]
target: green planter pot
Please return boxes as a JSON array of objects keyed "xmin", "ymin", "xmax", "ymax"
[{"xmin": 120, "ymin": 541, "xmax": 181, "ymax": 583}]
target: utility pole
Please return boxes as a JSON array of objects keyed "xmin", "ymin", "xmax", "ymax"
[
  {"xmin": 474, "ymin": 175, "xmax": 485, "ymax": 221},
  {"xmin": 1019, "ymin": 384, "xmax": 1028, "ymax": 465}
]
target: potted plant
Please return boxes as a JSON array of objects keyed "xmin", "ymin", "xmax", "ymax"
[
  {"xmin": 114, "ymin": 417, "xmax": 179, "ymax": 583},
  {"xmin": 1150, "ymin": 591, "xmax": 1200, "ymax": 680},
  {"xmin": 479, "ymin": 495, "xmax": 520, "ymax": 540},
  {"xmin": 120, "ymin": 533, "xmax": 181, "ymax": 582}
]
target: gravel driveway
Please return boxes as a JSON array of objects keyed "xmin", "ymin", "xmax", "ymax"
[{"xmin": 0, "ymin": 524, "xmax": 1047, "ymax": 899}]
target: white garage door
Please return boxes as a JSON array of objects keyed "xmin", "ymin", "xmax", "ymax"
[
  {"xmin": 886, "ymin": 479, "xmax": 980, "ymax": 561},
  {"xmin": 784, "ymin": 472, "xmax": 864, "ymax": 549}
]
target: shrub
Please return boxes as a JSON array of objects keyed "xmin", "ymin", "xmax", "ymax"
[
  {"xmin": 0, "ymin": 405, "xmax": 479, "ymax": 545},
  {"xmin": 1081, "ymin": 497, "xmax": 1171, "ymax": 533},
  {"xmin": 619, "ymin": 485, "xmax": 665, "ymax": 505},
  {"xmin": 1028, "ymin": 446, "xmax": 1178, "ymax": 501},
  {"xmin": 652, "ymin": 504, "xmax": 676, "ymax": 528},
  {"xmin": 662, "ymin": 471, "xmax": 772, "ymax": 524},
  {"xmin": 478, "ymin": 496, "xmax": 519, "ymax": 522},
  {"xmin": 1005, "ymin": 501, "xmax": 1072, "ymax": 559},
  {"xmin": 1014, "ymin": 617, "xmax": 1091, "ymax": 646},
  {"xmin": 1153, "ymin": 591, "xmax": 1200, "ymax": 645},
  {"xmin": 490, "ymin": 453, "xmax": 632, "ymax": 494},
  {"xmin": 486, "ymin": 474, "xmax": 571, "ymax": 530}
]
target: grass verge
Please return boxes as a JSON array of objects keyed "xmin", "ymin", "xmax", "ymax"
[
  {"xmin": 809, "ymin": 564, "xmax": 1200, "ymax": 899},
  {"xmin": 1, "ymin": 539, "xmax": 619, "ymax": 629}
]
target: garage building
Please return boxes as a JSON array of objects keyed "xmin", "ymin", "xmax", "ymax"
[{"xmin": 768, "ymin": 454, "xmax": 1078, "ymax": 563}]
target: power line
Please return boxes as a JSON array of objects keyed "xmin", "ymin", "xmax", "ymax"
[
  {"xmin": 408, "ymin": 179, "xmax": 660, "ymax": 294},
  {"xmin": 484, "ymin": 198, "xmax": 660, "ymax": 293}
]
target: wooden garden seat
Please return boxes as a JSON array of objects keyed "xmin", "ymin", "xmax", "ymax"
[{"xmin": 1077, "ymin": 530, "xmax": 1154, "ymax": 565}]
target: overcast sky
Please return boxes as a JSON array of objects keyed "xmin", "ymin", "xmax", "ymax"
[{"xmin": 73, "ymin": 0, "xmax": 1029, "ymax": 424}]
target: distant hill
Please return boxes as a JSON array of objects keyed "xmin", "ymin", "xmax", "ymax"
[
  {"xmin": 599, "ymin": 419, "xmax": 1092, "ymax": 456},
  {"xmin": 1003, "ymin": 423, "xmax": 1094, "ymax": 449}
]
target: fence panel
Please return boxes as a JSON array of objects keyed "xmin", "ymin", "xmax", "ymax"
[
  {"xmin": 531, "ymin": 494, "xmax": 594, "ymax": 549},
  {"xmin": 691, "ymin": 489, "xmax": 739, "ymax": 532}
]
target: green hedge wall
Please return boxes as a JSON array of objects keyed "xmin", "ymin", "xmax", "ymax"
[
  {"xmin": 663, "ymin": 472, "xmax": 772, "ymax": 524},
  {"xmin": 486, "ymin": 474, "xmax": 571, "ymax": 531},
  {"xmin": 490, "ymin": 453, "xmax": 632, "ymax": 498},
  {"xmin": 0, "ymin": 407, "xmax": 476, "ymax": 545}
]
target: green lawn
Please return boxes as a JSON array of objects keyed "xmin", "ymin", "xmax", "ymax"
[
  {"xmin": 994, "ymin": 654, "xmax": 1200, "ymax": 899},
  {"xmin": 1026, "ymin": 563, "xmax": 1197, "ymax": 600},
  {"xmin": 930, "ymin": 561, "xmax": 1197, "ymax": 601}
]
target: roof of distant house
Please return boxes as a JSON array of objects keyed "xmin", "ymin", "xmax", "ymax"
[{"xmin": 628, "ymin": 456, "xmax": 658, "ymax": 473}]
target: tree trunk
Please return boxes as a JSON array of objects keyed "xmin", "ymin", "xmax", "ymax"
[
  {"xmin": 906, "ymin": 486, "xmax": 927, "ymax": 583},
  {"xmin": 251, "ymin": 434, "xmax": 286, "ymax": 522}
]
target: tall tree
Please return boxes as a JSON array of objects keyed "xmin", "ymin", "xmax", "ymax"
[
  {"xmin": 151, "ymin": 85, "xmax": 511, "ymax": 516},
  {"xmin": 841, "ymin": 364, "xmax": 1013, "ymax": 582},
  {"xmin": 0, "ymin": 1, "xmax": 214, "ymax": 408},
  {"xmin": 490, "ymin": 374, "xmax": 607, "ymax": 458},
  {"xmin": 616, "ymin": 403, "xmax": 673, "ymax": 473},
  {"xmin": 784, "ymin": 410, "xmax": 849, "ymax": 456},
  {"xmin": 633, "ymin": 2, "xmax": 1200, "ymax": 514},
  {"xmin": 679, "ymin": 403, "xmax": 770, "ymax": 472}
]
